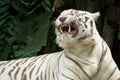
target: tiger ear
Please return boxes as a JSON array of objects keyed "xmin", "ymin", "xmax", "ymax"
[{"xmin": 92, "ymin": 12, "xmax": 100, "ymax": 21}]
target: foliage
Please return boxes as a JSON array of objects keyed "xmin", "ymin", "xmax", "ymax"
[{"xmin": 0, "ymin": 0, "xmax": 53, "ymax": 60}]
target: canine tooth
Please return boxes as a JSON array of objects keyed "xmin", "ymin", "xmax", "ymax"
[
  {"xmin": 68, "ymin": 25, "xmax": 71, "ymax": 32},
  {"xmin": 60, "ymin": 27, "xmax": 63, "ymax": 33}
]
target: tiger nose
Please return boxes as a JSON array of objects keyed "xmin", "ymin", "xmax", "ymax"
[{"xmin": 59, "ymin": 17, "xmax": 67, "ymax": 22}]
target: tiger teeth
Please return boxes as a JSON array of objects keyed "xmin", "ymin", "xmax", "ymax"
[
  {"xmin": 68, "ymin": 25, "xmax": 71, "ymax": 32},
  {"xmin": 60, "ymin": 27, "xmax": 63, "ymax": 33}
]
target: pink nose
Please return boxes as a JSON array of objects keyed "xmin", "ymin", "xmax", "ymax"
[{"xmin": 59, "ymin": 17, "xmax": 67, "ymax": 22}]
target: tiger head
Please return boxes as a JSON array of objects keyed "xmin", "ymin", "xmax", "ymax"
[{"xmin": 55, "ymin": 9, "xmax": 100, "ymax": 49}]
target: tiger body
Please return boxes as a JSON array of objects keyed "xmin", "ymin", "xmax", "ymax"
[{"xmin": 0, "ymin": 9, "xmax": 120, "ymax": 80}]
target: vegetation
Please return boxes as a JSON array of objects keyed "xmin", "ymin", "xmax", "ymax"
[{"xmin": 0, "ymin": 0, "xmax": 53, "ymax": 60}]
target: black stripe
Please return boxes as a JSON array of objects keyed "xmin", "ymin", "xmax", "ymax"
[
  {"xmin": 85, "ymin": 16, "xmax": 89, "ymax": 22},
  {"xmin": 29, "ymin": 66, "xmax": 35, "ymax": 79},
  {"xmin": 8, "ymin": 60, "xmax": 17, "ymax": 66},
  {"xmin": 1, "ymin": 61, "xmax": 10, "ymax": 66},
  {"xmin": 0, "ymin": 62, "xmax": 5, "ymax": 66},
  {"xmin": 21, "ymin": 74, "xmax": 27, "ymax": 80},
  {"xmin": 27, "ymin": 55, "xmax": 46, "ymax": 72},
  {"xmin": 8, "ymin": 68, "xmax": 14, "ymax": 79},
  {"xmin": 61, "ymin": 73, "xmax": 73, "ymax": 80},
  {"xmin": 98, "ymin": 43, "xmax": 107, "ymax": 71},
  {"xmin": 65, "ymin": 67, "xmax": 81, "ymax": 80},
  {"xmin": 36, "ymin": 76, "xmax": 39, "ymax": 80},
  {"xmin": 52, "ymin": 71, "xmax": 55, "ymax": 79},
  {"xmin": 58, "ymin": 53, "xmax": 63, "ymax": 73},
  {"xmin": 16, "ymin": 61, "xmax": 23, "ymax": 67},
  {"xmin": 87, "ymin": 45, "xmax": 95, "ymax": 56},
  {"xmin": 90, "ymin": 21, "xmax": 93, "ymax": 34},
  {"xmin": 55, "ymin": 70, "xmax": 60, "ymax": 80},
  {"xmin": 84, "ymin": 23, "xmax": 88, "ymax": 28},
  {"xmin": 79, "ymin": 36, "xmax": 87, "ymax": 40},
  {"xmin": 36, "ymin": 55, "xmax": 48, "ymax": 75},
  {"xmin": 16, "ymin": 58, "xmax": 29, "ymax": 66},
  {"xmin": 21, "ymin": 67, "xmax": 27, "ymax": 80},
  {"xmin": 27, "ymin": 58, "xmax": 38, "ymax": 69},
  {"xmin": 0, "ymin": 67, "xmax": 5, "ymax": 74},
  {"xmin": 14, "ymin": 67, "xmax": 20, "ymax": 80},
  {"xmin": 78, "ymin": 34, "xmax": 93, "ymax": 40},
  {"xmin": 55, "ymin": 53, "xmax": 64, "ymax": 80},
  {"xmin": 46, "ymin": 60, "xmax": 50, "ymax": 80},
  {"xmin": 43, "ymin": 70, "xmax": 47, "ymax": 80},
  {"xmin": 65, "ymin": 55, "xmax": 91, "ymax": 79},
  {"xmin": 91, "ymin": 29, "xmax": 93, "ymax": 34},
  {"xmin": 107, "ymin": 67, "xmax": 117, "ymax": 80},
  {"xmin": 90, "ymin": 21, "xmax": 93, "ymax": 27},
  {"xmin": 40, "ymin": 72, "xmax": 43, "ymax": 80},
  {"xmin": 94, "ymin": 41, "xmax": 107, "ymax": 77}
]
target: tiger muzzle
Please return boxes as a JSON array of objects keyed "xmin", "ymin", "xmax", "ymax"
[{"xmin": 58, "ymin": 23, "xmax": 78, "ymax": 37}]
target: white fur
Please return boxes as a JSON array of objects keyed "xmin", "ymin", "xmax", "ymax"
[
  {"xmin": 55, "ymin": 9, "xmax": 100, "ymax": 48},
  {"xmin": 55, "ymin": 9, "xmax": 120, "ymax": 80}
]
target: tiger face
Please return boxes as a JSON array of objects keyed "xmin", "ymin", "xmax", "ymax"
[{"xmin": 55, "ymin": 9, "xmax": 100, "ymax": 48}]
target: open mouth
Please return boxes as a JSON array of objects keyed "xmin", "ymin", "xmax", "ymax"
[{"xmin": 58, "ymin": 23, "xmax": 78, "ymax": 37}]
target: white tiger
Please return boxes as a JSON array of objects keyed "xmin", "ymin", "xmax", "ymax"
[{"xmin": 0, "ymin": 9, "xmax": 120, "ymax": 80}]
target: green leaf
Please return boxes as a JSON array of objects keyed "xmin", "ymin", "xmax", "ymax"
[
  {"xmin": 0, "ymin": 35, "xmax": 5, "ymax": 39},
  {"xmin": 0, "ymin": 0, "xmax": 53, "ymax": 60},
  {"xmin": 0, "ymin": 11, "xmax": 9, "ymax": 20},
  {"xmin": 24, "ymin": 12, "xmax": 51, "ymax": 53},
  {"xmin": 0, "ymin": 0, "xmax": 8, "ymax": 7},
  {"xmin": 41, "ymin": 2, "xmax": 51, "ymax": 12},
  {"xmin": 0, "ymin": 5, "xmax": 9, "ymax": 14},
  {"xmin": 0, "ymin": 16, "xmax": 9, "ymax": 26},
  {"xmin": 14, "ymin": 12, "xmax": 52, "ymax": 58},
  {"xmin": 11, "ymin": 0, "xmax": 28, "ymax": 15},
  {"xmin": 27, "ymin": 0, "xmax": 41, "ymax": 7},
  {"xmin": 14, "ymin": 50, "xmax": 37, "ymax": 58},
  {"xmin": 43, "ymin": 0, "xmax": 51, "ymax": 7},
  {"xmin": 0, "ymin": 46, "xmax": 10, "ymax": 60}
]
